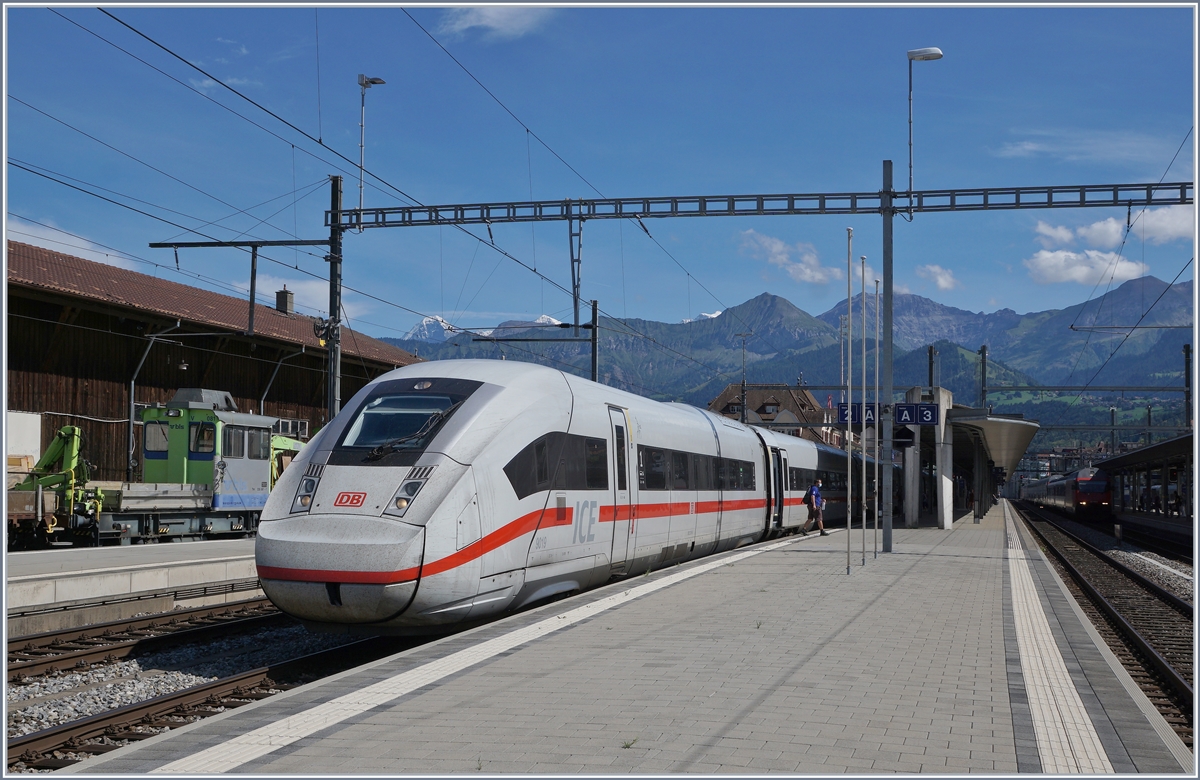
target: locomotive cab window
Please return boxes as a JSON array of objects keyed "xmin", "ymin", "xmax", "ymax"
[
  {"xmin": 223, "ymin": 426, "xmax": 245, "ymax": 458},
  {"xmin": 342, "ymin": 395, "xmax": 454, "ymax": 448},
  {"xmin": 329, "ymin": 377, "xmax": 483, "ymax": 466},
  {"xmin": 189, "ymin": 422, "xmax": 215, "ymax": 454},
  {"xmin": 144, "ymin": 422, "xmax": 169, "ymax": 453},
  {"xmin": 248, "ymin": 428, "xmax": 270, "ymax": 460}
]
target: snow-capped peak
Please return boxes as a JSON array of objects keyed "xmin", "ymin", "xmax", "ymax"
[
  {"xmin": 682, "ymin": 310, "xmax": 722, "ymax": 323},
  {"xmin": 533, "ymin": 314, "xmax": 562, "ymax": 326},
  {"xmin": 404, "ymin": 315, "xmax": 458, "ymax": 342}
]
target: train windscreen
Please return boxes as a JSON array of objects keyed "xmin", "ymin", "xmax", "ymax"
[{"xmin": 1078, "ymin": 480, "xmax": 1108, "ymax": 493}]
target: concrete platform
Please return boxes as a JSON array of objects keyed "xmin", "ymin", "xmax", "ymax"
[
  {"xmin": 7, "ymin": 539, "xmax": 258, "ymax": 635},
  {"xmin": 63, "ymin": 501, "xmax": 1192, "ymax": 774}
]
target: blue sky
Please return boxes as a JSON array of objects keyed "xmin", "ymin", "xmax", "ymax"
[{"xmin": 4, "ymin": 5, "xmax": 1195, "ymax": 341}]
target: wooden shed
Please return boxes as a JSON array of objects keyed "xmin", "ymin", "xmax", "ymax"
[{"xmin": 6, "ymin": 240, "xmax": 419, "ymax": 481}]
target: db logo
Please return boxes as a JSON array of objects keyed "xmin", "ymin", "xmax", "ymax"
[{"xmin": 333, "ymin": 491, "xmax": 367, "ymax": 507}]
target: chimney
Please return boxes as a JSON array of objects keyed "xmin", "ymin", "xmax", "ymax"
[{"xmin": 276, "ymin": 286, "xmax": 294, "ymax": 314}]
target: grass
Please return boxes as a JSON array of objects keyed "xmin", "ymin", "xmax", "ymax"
[{"xmin": 622, "ymin": 738, "xmax": 639, "ymax": 749}]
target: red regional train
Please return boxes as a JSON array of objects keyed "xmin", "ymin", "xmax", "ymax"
[
  {"xmin": 255, "ymin": 360, "xmax": 888, "ymax": 635},
  {"xmin": 1020, "ymin": 467, "xmax": 1112, "ymax": 518}
]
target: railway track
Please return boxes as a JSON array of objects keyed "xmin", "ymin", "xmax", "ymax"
[
  {"xmin": 1016, "ymin": 503, "xmax": 1194, "ymax": 750},
  {"xmin": 8, "ymin": 598, "xmax": 287, "ymax": 682},
  {"xmin": 8, "ymin": 635, "xmax": 416, "ymax": 771}
]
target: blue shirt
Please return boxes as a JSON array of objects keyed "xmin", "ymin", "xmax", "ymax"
[{"xmin": 809, "ymin": 484, "xmax": 822, "ymax": 507}]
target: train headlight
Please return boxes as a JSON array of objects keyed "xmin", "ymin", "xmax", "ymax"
[
  {"xmin": 292, "ymin": 476, "xmax": 320, "ymax": 514},
  {"xmin": 383, "ymin": 480, "xmax": 425, "ymax": 518}
]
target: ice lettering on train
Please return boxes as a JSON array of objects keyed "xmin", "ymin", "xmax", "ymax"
[{"xmin": 574, "ymin": 500, "xmax": 597, "ymax": 543}]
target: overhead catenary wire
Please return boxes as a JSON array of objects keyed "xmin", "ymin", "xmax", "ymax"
[
  {"xmin": 43, "ymin": 9, "xmax": 739, "ymax": 386},
  {"xmin": 400, "ymin": 8, "xmax": 788, "ymax": 358}
]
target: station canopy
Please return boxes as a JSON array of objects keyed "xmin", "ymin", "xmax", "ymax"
[
  {"xmin": 1093, "ymin": 433, "xmax": 1193, "ymax": 474},
  {"xmin": 946, "ymin": 408, "xmax": 1041, "ymax": 478}
]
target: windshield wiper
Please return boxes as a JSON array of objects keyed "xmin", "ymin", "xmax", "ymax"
[{"xmin": 364, "ymin": 402, "xmax": 462, "ymax": 461}]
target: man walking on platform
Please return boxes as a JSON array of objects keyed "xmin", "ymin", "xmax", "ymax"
[{"xmin": 801, "ymin": 478, "xmax": 829, "ymax": 536}]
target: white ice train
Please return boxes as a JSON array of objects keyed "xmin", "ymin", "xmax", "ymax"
[{"xmin": 257, "ymin": 360, "xmax": 877, "ymax": 634}]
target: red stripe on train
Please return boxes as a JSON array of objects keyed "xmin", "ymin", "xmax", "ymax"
[{"xmin": 260, "ymin": 495, "xmax": 773, "ymax": 584}]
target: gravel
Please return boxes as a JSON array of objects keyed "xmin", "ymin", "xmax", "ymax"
[
  {"xmin": 1054, "ymin": 517, "xmax": 1194, "ymax": 603},
  {"xmin": 7, "ymin": 624, "xmax": 360, "ymax": 738}
]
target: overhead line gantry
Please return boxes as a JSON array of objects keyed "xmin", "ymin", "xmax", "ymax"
[{"xmin": 326, "ymin": 170, "xmax": 1192, "ymax": 553}]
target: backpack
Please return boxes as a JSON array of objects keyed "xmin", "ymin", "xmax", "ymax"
[{"xmin": 803, "ymin": 488, "xmax": 814, "ymax": 507}]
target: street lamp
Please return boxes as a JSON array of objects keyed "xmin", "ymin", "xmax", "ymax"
[
  {"xmin": 355, "ymin": 72, "xmax": 384, "ymax": 228},
  {"xmin": 907, "ymin": 47, "xmax": 942, "ymax": 217}
]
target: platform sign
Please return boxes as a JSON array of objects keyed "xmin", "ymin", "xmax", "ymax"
[
  {"xmin": 895, "ymin": 404, "xmax": 917, "ymax": 425},
  {"xmin": 838, "ymin": 403, "xmax": 880, "ymax": 425},
  {"xmin": 917, "ymin": 404, "xmax": 939, "ymax": 425}
]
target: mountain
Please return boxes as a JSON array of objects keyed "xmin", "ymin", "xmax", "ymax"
[
  {"xmin": 404, "ymin": 315, "xmax": 456, "ymax": 343},
  {"xmin": 815, "ymin": 277, "xmax": 1192, "ymax": 386},
  {"xmin": 818, "ymin": 293, "xmax": 1050, "ymax": 353},
  {"xmin": 382, "ymin": 278, "xmax": 1191, "ymax": 409}
]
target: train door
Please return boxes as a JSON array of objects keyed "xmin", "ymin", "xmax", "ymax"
[
  {"xmin": 777, "ymin": 449, "xmax": 789, "ymax": 529},
  {"xmin": 608, "ymin": 408, "xmax": 633, "ymax": 571},
  {"xmin": 770, "ymin": 447, "xmax": 785, "ymax": 531}
]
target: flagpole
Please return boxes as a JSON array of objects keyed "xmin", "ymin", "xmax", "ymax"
[
  {"xmin": 845, "ymin": 227, "xmax": 852, "ymax": 576},
  {"xmin": 861, "ymin": 256, "xmax": 867, "ymax": 567},
  {"xmin": 874, "ymin": 278, "xmax": 880, "ymax": 559}
]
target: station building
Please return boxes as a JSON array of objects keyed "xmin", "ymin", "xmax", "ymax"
[
  {"xmin": 707, "ymin": 382, "xmax": 839, "ymax": 446},
  {"xmin": 6, "ymin": 240, "xmax": 418, "ymax": 481}
]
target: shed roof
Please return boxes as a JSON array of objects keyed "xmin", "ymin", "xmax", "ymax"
[{"xmin": 7, "ymin": 240, "xmax": 417, "ymax": 368}]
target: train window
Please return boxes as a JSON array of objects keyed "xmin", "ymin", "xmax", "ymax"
[
  {"xmin": 694, "ymin": 454, "xmax": 714, "ymax": 491},
  {"xmin": 223, "ymin": 426, "xmax": 245, "ymax": 459},
  {"xmin": 1078, "ymin": 480, "xmax": 1107, "ymax": 493},
  {"xmin": 719, "ymin": 458, "xmax": 754, "ymax": 491},
  {"xmin": 789, "ymin": 467, "xmax": 811, "ymax": 491},
  {"xmin": 614, "ymin": 426, "xmax": 627, "ymax": 491},
  {"xmin": 340, "ymin": 394, "xmax": 455, "ymax": 449},
  {"xmin": 189, "ymin": 422, "xmax": 215, "ymax": 454},
  {"xmin": 535, "ymin": 440, "xmax": 549, "ymax": 484},
  {"xmin": 672, "ymin": 452, "xmax": 690, "ymax": 490},
  {"xmin": 639, "ymin": 446, "xmax": 668, "ymax": 490},
  {"xmin": 144, "ymin": 422, "xmax": 169, "ymax": 453},
  {"xmin": 248, "ymin": 429, "xmax": 270, "ymax": 460},
  {"xmin": 504, "ymin": 433, "xmax": 608, "ymax": 499},
  {"xmin": 585, "ymin": 438, "xmax": 608, "ymax": 490}
]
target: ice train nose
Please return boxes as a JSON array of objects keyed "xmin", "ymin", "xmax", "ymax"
[{"xmin": 256, "ymin": 514, "xmax": 424, "ymax": 624}]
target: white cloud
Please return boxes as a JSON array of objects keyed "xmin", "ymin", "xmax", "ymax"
[
  {"xmin": 225, "ymin": 77, "xmax": 262, "ymax": 88},
  {"xmin": 993, "ymin": 128, "xmax": 1194, "ymax": 171},
  {"xmin": 1075, "ymin": 217, "xmax": 1123, "ymax": 249},
  {"xmin": 438, "ymin": 7, "xmax": 554, "ymax": 39},
  {"xmin": 1036, "ymin": 206, "xmax": 1193, "ymax": 252},
  {"xmin": 1139, "ymin": 205, "xmax": 1194, "ymax": 244},
  {"xmin": 5, "ymin": 218, "xmax": 141, "ymax": 271},
  {"xmin": 189, "ymin": 78, "xmax": 218, "ymax": 91},
  {"xmin": 739, "ymin": 229, "xmax": 841, "ymax": 285},
  {"xmin": 1022, "ymin": 249, "xmax": 1149, "ymax": 285},
  {"xmin": 853, "ymin": 261, "xmax": 880, "ymax": 286},
  {"xmin": 895, "ymin": 283, "xmax": 912, "ymax": 294},
  {"xmin": 915, "ymin": 264, "xmax": 959, "ymax": 290},
  {"xmin": 1034, "ymin": 220, "xmax": 1074, "ymax": 249}
]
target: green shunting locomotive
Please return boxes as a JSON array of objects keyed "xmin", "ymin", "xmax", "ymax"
[{"xmin": 8, "ymin": 388, "xmax": 304, "ymax": 548}]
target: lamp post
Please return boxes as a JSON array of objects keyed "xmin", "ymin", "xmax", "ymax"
[
  {"xmin": 907, "ymin": 47, "xmax": 943, "ymax": 216},
  {"xmin": 355, "ymin": 73, "xmax": 384, "ymax": 228},
  {"xmin": 736, "ymin": 332, "xmax": 752, "ymax": 424}
]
